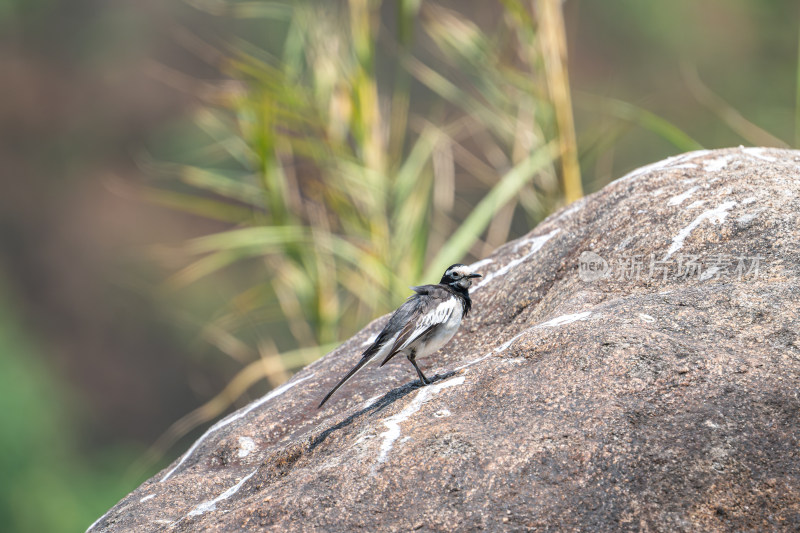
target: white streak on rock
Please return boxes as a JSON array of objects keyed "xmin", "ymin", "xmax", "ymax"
[
  {"xmin": 687, "ymin": 200, "xmax": 706, "ymax": 209},
  {"xmin": 474, "ymin": 228, "xmax": 560, "ymax": 291},
  {"xmin": 455, "ymin": 311, "xmax": 593, "ymax": 371},
  {"xmin": 741, "ymin": 147, "xmax": 777, "ymax": 162},
  {"xmin": 454, "ymin": 352, "xmax": 495, "ymax": 372},
  {"xmin": 736, "ymin": 210, "xmax": 762, "ymax": 224},
  {"xmin": 616, "ymin": 150, "xmax": 711, "ymax": 183},
  {"xmin": 495, "ymin": 330, "xmax": 530, "ymax": 353},
  {"xmin": 86, "ymin": 511, "xmax": 110, "ymax": 532},
  {"xmin": 638, "ymin": 314, "xmax": 656, "ymax": 323},
  {"xmin": 703, "ymin": 155, "xmax": 734, "ymax": 172},
  {"xmin": 187, "ymin": 469, "xmax": 258, "ymax": 517},
  {"xmin": 665, "ymin": 201, "xmax": 737, "ymax": 259},
  {"xmin": 699, "ymin": 267, "xmax": 722, "ymax": 281},
  {"xmin": 140, "ymin": 494, "xmax": 155, "ymax": 503},
  {"xmin": 353, "ymin": 428, "xmax": 377, "ymax": 447},
  {"xmin": 668, "ymin": 186, "xmax": 700, "ymax": 206},
  {"xmin": 742, "ymin": 197, "xmax": 757, "ymax": 205},
  {"xmin": 512, "ymin": 229, "xmax": 557, "ymax": 252},
  {"xmin": 461, "ymin": 325, "xmax": 544, "ymax": 369},
  {"xmin": 376, "ymin": 377, "xmax": 465, "ymax": 465},
  {"xmin": 160, "ymin": 373, "xmax": 314, "ymax": 482},
  {"xmin": 469, "ymin": 258, "xmax": 494, "ymax": 271},
  {"xmin": 539, "ymin": 311, "xmax": 593, "ymax": 328},
  {"xmin": 360, "ymin": 394, "xmax": 383, "ymax": 410},
  {"xmin": 667, "ymin": 187, "xmax": 700, "ymax": 205},
  {"xmin": 237, "ymin": 437, "xmax": 257, "ymax": 459}
]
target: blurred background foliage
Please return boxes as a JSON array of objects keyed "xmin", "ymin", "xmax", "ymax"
[{"xmin": 1, "ymin": 0, "xmax": 799, "ymax": 531}]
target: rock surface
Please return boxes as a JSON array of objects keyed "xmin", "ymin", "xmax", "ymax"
[{"xmin": 90, "ymin": 147, "xmax": 800, "ymax": 532}]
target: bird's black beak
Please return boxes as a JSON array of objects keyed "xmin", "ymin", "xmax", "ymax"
[{"xmin": 467, "ymin": 273, "xmax": 482, "ymax": 278}]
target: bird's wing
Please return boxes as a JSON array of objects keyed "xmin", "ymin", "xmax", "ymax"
[
  {"xmin": 318, "ymin": 296, "xmax": 421, "ymax": 408},
  {"xmin": 379, "ymin": 294, "xmax": 460, "ymax": 367}
]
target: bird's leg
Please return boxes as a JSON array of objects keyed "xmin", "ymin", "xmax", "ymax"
[{"xmin": 407, "ymin": 351, "xmax": 431, "ymax": 385}]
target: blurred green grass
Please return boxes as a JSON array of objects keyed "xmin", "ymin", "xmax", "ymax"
[
  {"xmin": 136, "ymin": 0, "xmax": 572, "ymax": 465},
  {"xmin": 0, "ymin": 284, "xmax": 147, "ymax": 532},
  {"xmin": 146, "ymin": 0, "xmax": 567, "ymax": 386}
]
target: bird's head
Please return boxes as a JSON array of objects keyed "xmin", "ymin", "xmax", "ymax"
[{"xmin": 440, "ymin": 263, "xmax": 482, "ymax": 290}]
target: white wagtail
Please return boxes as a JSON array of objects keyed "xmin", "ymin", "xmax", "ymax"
[{"xmin": 318, "ymin": 264, "xmax": 482, "ymax": 408}]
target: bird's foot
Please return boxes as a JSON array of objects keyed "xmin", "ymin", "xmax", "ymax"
[{"xmin": 426, "ymin": 371, "xmax": 457, "ymax": 384}]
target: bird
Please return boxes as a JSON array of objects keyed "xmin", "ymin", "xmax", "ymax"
[{"xmin": 318, "ymin": 263, "xmax": 482, "ymax": 408}]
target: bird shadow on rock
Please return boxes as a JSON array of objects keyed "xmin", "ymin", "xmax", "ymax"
[{"xmin": 309, "ymin": 371, "xmax": 456, "ymax": 451}]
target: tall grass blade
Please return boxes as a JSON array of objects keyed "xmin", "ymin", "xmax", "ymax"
[
  {"xmin": 538, "ymin": 0, "xmax": 583, "ymax": 203},
  {"xmin": 578, "ymin": 93, "xmax": 704, "ymax": 152},
  {"xmin": 682, "ymin": 64, "xmax": 790, "ymax": 148},
  {"xmin": 424, "ymin": 141, "xmax": 557, "ymax": 280}
]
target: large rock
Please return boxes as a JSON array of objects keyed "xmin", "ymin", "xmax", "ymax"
[{"xmin": 90, "ymin": 147, "xmax": 800, "ymax": 532}]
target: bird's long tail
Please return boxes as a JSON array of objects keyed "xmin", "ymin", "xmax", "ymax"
[{"xmin": 317, "ymin": 355, "xmax": 373, "ymax": 408}]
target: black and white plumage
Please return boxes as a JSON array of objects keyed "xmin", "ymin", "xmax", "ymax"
[{"xmin": 318, "ymin": 264, "xmax": 482, "ymax": 408}]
